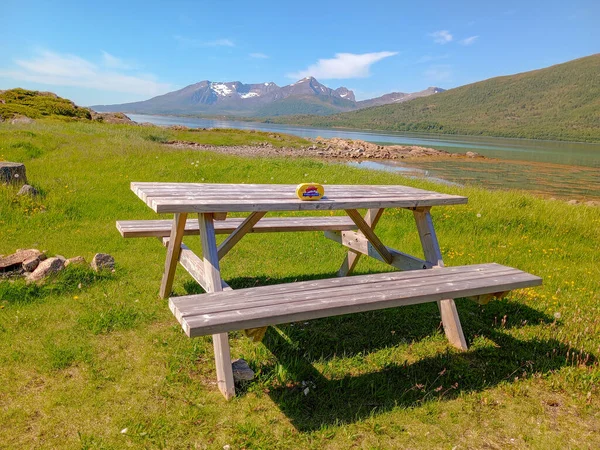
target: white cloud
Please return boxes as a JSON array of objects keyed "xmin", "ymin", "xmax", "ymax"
[
  {"xmin": 429, "ymin": 30, "xmax": 453, "ymax": 44},
  {"xmin": 0, "ymin": 50, "xmax": 172, "ymax": 98},
  {"xmin": 287, "ymin": 51, "xmax": 398, "ymax": 80},
  {"xmin": 460, "ymin": 36, "xmax": 479, "ymax": 46},
  {"xmin": 101, "ymin": 51, "xmax": 135, "ymax": 70},
  {"xmin": 424, "ymin": 64, "xmax": 453, "ymax": 82},
  {"xmin": 249, "ymin": 52, "xmax": 269, "ymax": 59},
  {"xmin": 174, "ymin": 35, "xmax": 234, "ymax": 47}
]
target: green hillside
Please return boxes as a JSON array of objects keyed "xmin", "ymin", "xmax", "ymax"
[
  {"xmin": 254, "ymin": 95, "xmax": 355, "ymax": 117},
  {"xmin": 0, "ymin": 88, "xmax": 92, "ymax": 121},
  {"xmin": 271, "ymin": 54, "xmax": 600, "ymax": 142}
]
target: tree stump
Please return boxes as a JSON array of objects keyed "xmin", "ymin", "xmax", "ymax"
[{"xmin": 0, "ymin": 162, "xmax": 27, "ymax": 185}]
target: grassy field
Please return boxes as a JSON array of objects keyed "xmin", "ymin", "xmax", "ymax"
[{"xmin": 1, "ymin": 120, "xmax": 599, "ymax": 449}]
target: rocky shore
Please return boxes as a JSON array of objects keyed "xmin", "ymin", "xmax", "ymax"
[{"xmin": 165, "ymin": 135, "xmax": 483, "ymax": 160}]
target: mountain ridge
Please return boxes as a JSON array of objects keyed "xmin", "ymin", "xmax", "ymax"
[{"xmin": 91, "ymin": 77, "xmax": 443, "ymax": 116}]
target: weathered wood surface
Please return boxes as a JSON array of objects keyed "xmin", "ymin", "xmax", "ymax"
[
  {"xmin": 413, "ymin": 206, "xmax": 467, "ymax": 350},
  {"xmin": 198, "ymin": 213, "xmax": 236, "ymax": 400},
  {"xmin": 0, "ymin": 162, "xmax": 27, "ymax": 185},
  {"xmin": 338, "ymin": 208, "xmax": 384, "ymax": 277},
  {"xmin": 345, "ymin": 209, "xmax": 393, "ymax": 264},
  {"xmin": 130, "ymin": 182, "xmax": 468, "ymax": 213},
  {"xmin": 117, "ymin": 216, "xmax": 359, "ymax": 238},
  {"xmin": 325, "ymin": 230, "xmax": 431, "ymax": 270},
  {"xmin": 159, "ymin": 213, "xmax": 187, "ymax": 298},
  {"xmin": 169, "ymin": 263, "xmax": 542, "ymax": 337}
]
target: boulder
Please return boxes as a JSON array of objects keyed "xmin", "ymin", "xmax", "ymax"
[
  {"xmin": 91, "ymin": 253, "xmax": 115, "ymax": 271},
  {"xmin": 0, "ymin": 249, "xmax": 43, "ymax": 272},
  {"xmin": 65, "ymin": 256, "xmax": 86, "ymax": 267},
  {"xmin": 0, "ymin": 162, "xmax": 27, "ymax": 185},
  {"xmin": 27, "ymin": 257, "xmax": 64, "ymax": 283},
  {"xmin": 9, "ymin": 115, "xmax": 35, "ymax": 125},
  {"xmin": 232, "ymin": 359, "xmax": 255, "ymax": 382},
  {"xmin": 17, "ymin": 184, "xmax": 39, "ymax": 196},
  {"xmin": 22, "ymin": 256, "xmax": 42, "ymax": 272}
]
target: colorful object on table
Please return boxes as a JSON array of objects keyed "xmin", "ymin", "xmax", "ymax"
[{"xmin": 296, "ymin": 183, "xmax": 325, "ymax": 201}]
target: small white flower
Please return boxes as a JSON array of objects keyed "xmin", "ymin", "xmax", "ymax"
[
  {"xmin": 554, "ymin": 312, "xmax": 561, "ymax": 319},
  {"xmin": 223, "ymin": 445, "xmax": 231, "ymax": 450},
  {"xmin": 120, "ymin": 428, "xmax": 128, "ymax": 434},
  {"xmin": 303, "ymin": 387, "xmax": 310, "ymax": 395},
  {"xmin": 476, "ymin": 213, "xmax": 481, "ymax": 218},
  {"xmin": 304, "ymin": 173, "xmax": 308, "ymax": 177}
]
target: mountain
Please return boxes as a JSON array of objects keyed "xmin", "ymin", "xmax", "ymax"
[
  {"xmin": 356, "ymin": 87, "xmax": 445, "ymax": 109},
  {"xmin": 271, "ymin": 54, "xmax": 600, "ymax": 142},
  {"xmin": 91, "ymin": 77, "xmax": 442, "ymax": 116}
]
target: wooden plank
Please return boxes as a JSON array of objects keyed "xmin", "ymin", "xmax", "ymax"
[
  {"xmin": 170, "ymin": 267, "xmax": 541, "ymax": 337},
  {"xmin": 325, "ymin": 230, "xmax": 431, "ymax": 270},
  {"xmin": 198, "ymin": 213, "xmax": 235, "ymax": 400},
  {"xmin": 217, "ymin": 212, "xmax": 267, "ymax": 260},
  {"xmin": 345, "ymin": 209, "xmax": 393, "ymax": 264},
  {"xmin": 174, "ymin": 269, "xmax": 532, "ymax": 320},
  {"xmin": 170, "ymin": 264, "xmax": 525, "ymax": 312},
  {"xmin": 116, "ymin": 216, "xmax": 358, "ymax": 238},
  {"xmin": 147, "ymin": 196, "xmax": 468, "ymax": 214},
  {"xmin": 338, "ymin": 208, "xmax": 384, "ymax": 277},
  {"xmin": 159, "ymin": 213, "xmax": 188, "ymax": 298},
  {"xmin": 413, "ymin": 207, "xmax": 467, "ymax": 350},
  {"xmin": 163, "ymin": 238, "xmax": 267, "ymax": 342}
]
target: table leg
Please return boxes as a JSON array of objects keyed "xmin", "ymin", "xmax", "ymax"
[
  {"xmin": 338, "ymin": 208, "xmax": 384, "ymax": 277},
  {"xmin": 159, "ymin": 213, "xmax": 188, "ymax": 298},
  {"xmin": 198, "ymin": 213, "xmax": 236, "ymax": 400},
  {"xmin": 413, "ymin": 207, "xmax": 468, "ymax": 351}
]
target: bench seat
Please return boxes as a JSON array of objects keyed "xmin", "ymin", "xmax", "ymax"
[
  {"xmin": 116, "ymin": 216, "xmax": 358, "ymax": 238},
  {"xmin": 169, "ymin": 263, "xmax": 542, "ymax": 337}
]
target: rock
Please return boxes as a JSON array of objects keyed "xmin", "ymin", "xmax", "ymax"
[
  {"xmin": 567, "ymin": 200, "xmax": 580, "ymax": 205},
  {"xmin": 16, "ymin": 184, "xmax": 39, "ymax": 196},
  {"xmin": 0, "ymin": 162, "xmax": 27, "ymax": 185},
  {"xmin": 55, "ymin": 254, "xmax": 66, "ymax": 262},
  {"xmin": 9, "ymin": 115, "xmax": 35, "ymax": 125},
  {"xmin": 466, "ymin": 151, "xmax": 481, "ymax": 158},
  {"xmin": 585, "ymin": 200, "xmax": 600, "ymax": 207},
  {"xmin": 27, "ymin": 257, "xmax": 64, "ymax": 282},
  {"xmin": 22, "ymin": 256, "xmax": 41, "ymax": 272},
  {"xmin": 232, "ymin": 359, "xmax": 255, "ymax": 382},
  {"xmin": 90, "ymin": 111, "xmax": 134, "ymax": 124},
  {"xmin": 65, "ymin": 256, "xmax": 86, "ymax": 267},
  {"xmin": 0, "ymin": 249, "xmax": 43, "ymax": 271},
  {"xmin": 91, "ymin": 253, "xmax": 115, "ymax": 271}
]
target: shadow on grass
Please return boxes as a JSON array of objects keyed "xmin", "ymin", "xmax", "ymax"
[
  {"xmin": 262, "ymin": 318, "xmax": 594, "ymax": 431},
  {"xmin": 183, "ymin": 272, "xmax": 595, "ymax": 431}
]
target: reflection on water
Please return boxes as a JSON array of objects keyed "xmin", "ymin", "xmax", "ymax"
[{"xmin": 128, "ymin": 114, "xmax": 600, "ymax": 168}]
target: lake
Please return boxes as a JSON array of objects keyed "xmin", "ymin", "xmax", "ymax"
[{"xmin": 128, "ymin": 114, "xmax": 600, "ymax": 200}]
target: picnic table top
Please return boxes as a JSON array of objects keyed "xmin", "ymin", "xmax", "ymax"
[{"xmin": 131, "ymin": 182, "xmax": 468, "ymax": 213}]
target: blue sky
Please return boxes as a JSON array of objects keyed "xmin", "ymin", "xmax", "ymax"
[{"xmin": 1, "ymin": 0, "xmax": 598, "ymax": 105}]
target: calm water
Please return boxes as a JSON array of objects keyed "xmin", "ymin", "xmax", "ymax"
[{"xmin": 129, "ymin": 114, "xmax": 600, "ymax": 200}]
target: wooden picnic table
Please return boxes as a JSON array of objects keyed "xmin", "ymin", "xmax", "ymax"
[{"xmin": 123, "ymin": 182, "xmax": 541, "ymax": 399}]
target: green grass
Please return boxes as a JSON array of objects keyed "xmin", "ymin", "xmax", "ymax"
[
  {"xmin": 1, "ymin": 119, "xmax": 599, "ymax": 449},
  {"xmin": 0, "ymin": 88, "xmax": 92, "ymax": 121},
  {"xmin": 272, "ymin": 53, "xmax": 600, "ymax": 142}
]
